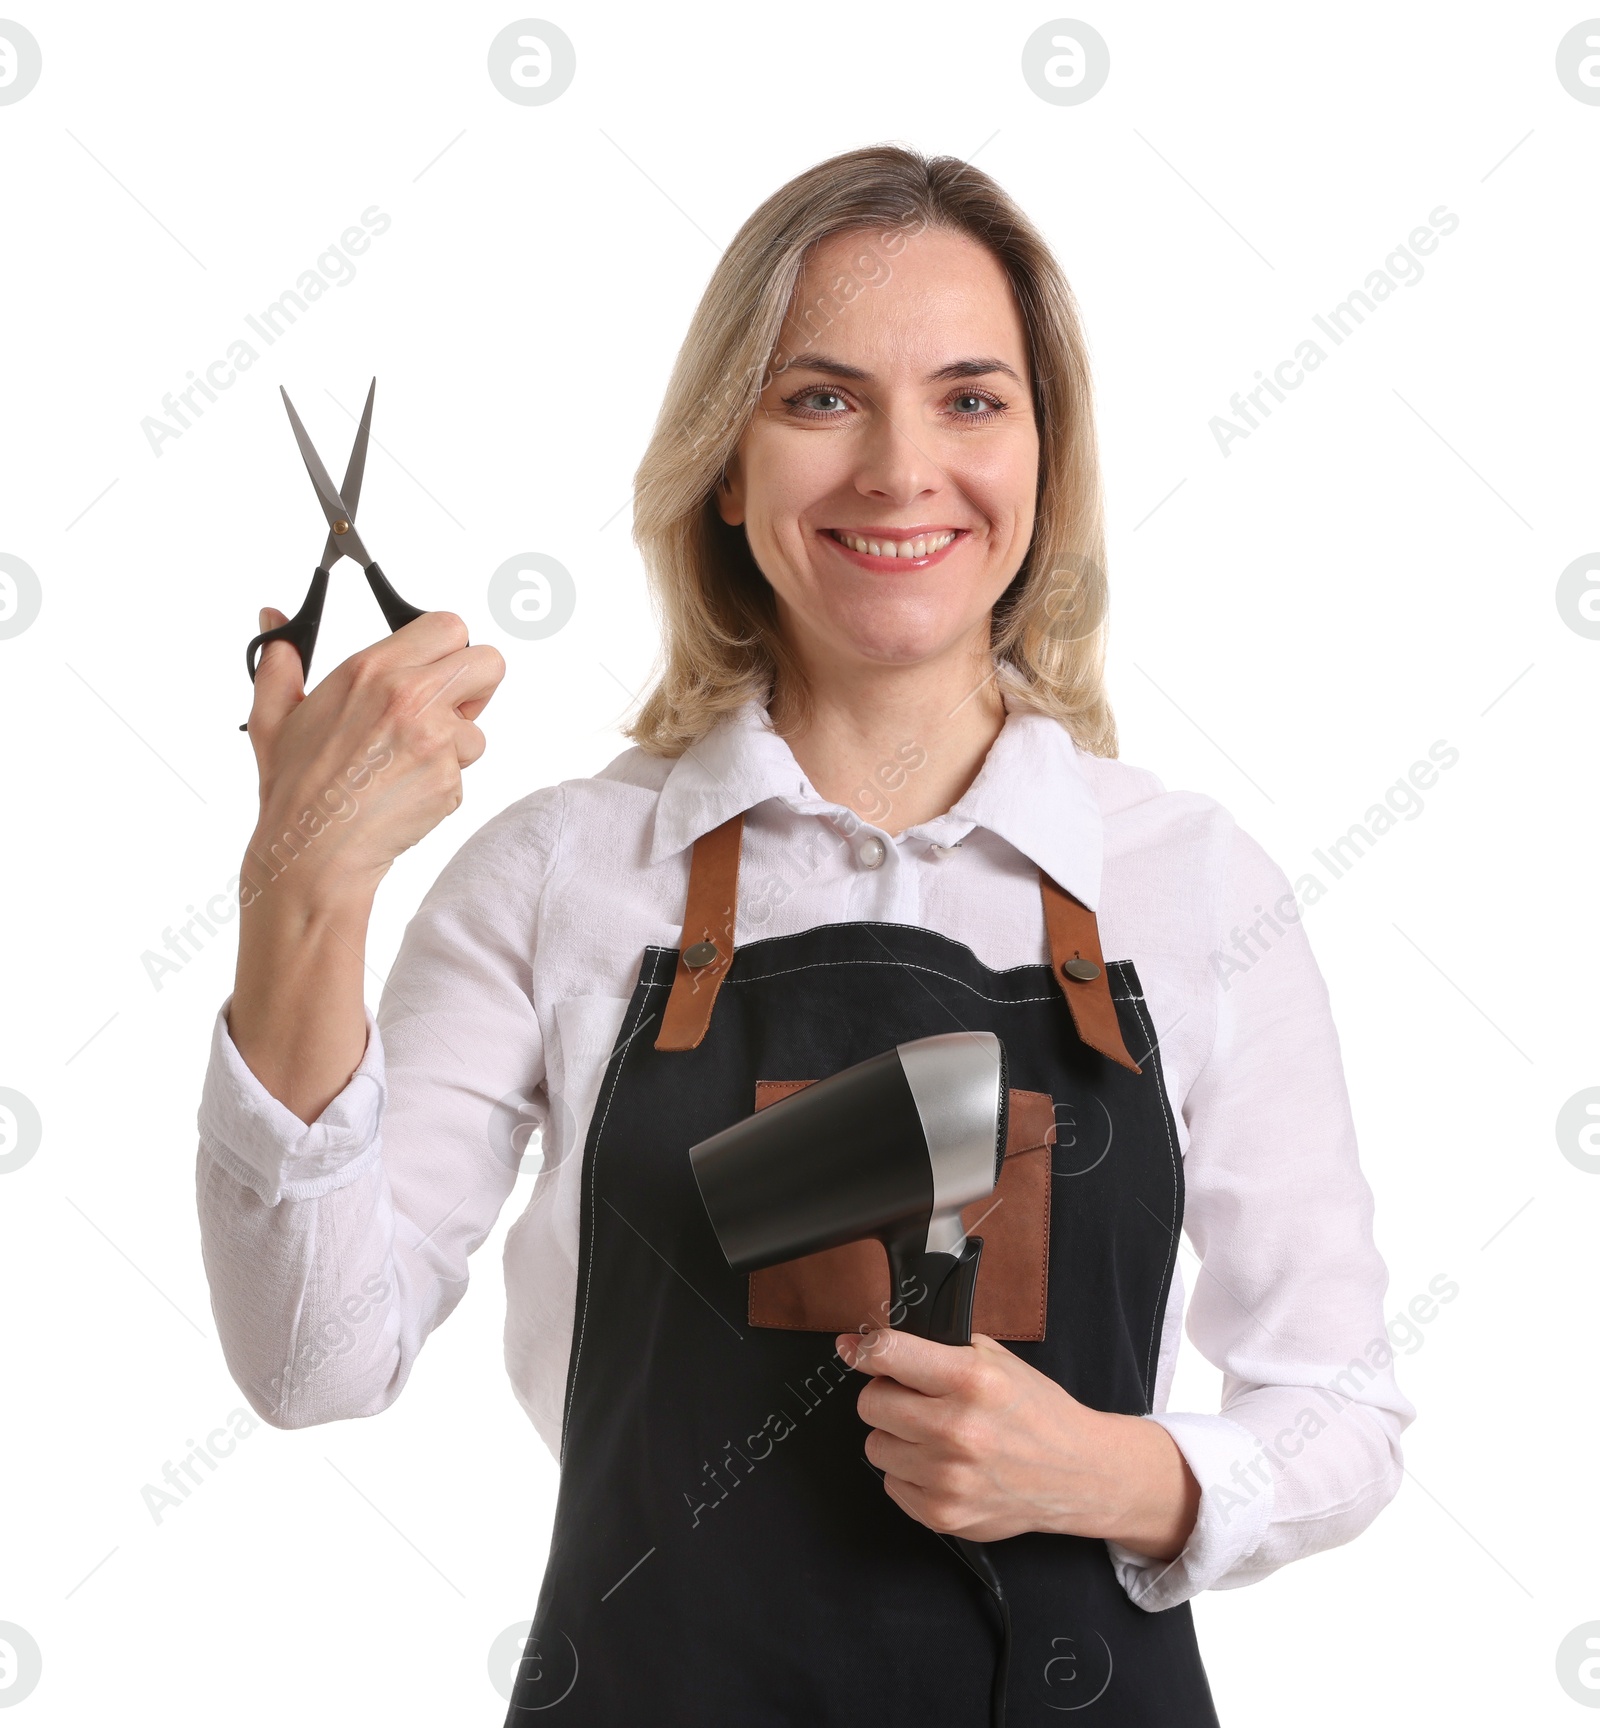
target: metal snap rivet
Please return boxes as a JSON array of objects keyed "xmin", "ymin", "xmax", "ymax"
[
  {"xmin": 684, "ymin": 940, "xmax": 719, "ymax": 968},
  {"xmin": 1062, "ymin": 957, "xmax": 1100, "ymax": 982}
]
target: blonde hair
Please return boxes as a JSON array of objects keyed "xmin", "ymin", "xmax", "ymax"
[{"xmin": 625, "ymin": 143, "xmax": 1117, "ymax": 757}]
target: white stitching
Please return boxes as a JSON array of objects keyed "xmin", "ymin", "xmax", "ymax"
[
  {"xmin": 719, "ymin": 954, "xmax": 1057, "ymax": 1006},
  {"xmin": 560, "ymin": 947, "xmax": 669, "ymax": 1461},
  {"xmin": 731, "ymin": 917, "xmax": 1078, "ymax": 975},
  {"xmin": 1122, "ymin": 986, "xmax": 1181, "ymax": 1412},
  {"xmin": 645, "ymin": 937, "xmax": 1147, "ymax": 994}
]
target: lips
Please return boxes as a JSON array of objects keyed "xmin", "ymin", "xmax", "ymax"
[{"xmin": 822, "ymin": 527, "xmax": 966, "ymax": 571}]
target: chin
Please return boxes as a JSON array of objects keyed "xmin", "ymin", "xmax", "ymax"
[{"xmin": 829, "ymin": 622, "xmax": 970, "ymax": 667}]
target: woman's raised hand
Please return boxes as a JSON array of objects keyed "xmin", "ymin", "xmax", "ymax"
[
  {"xmin": 244, "ymin": 605, "xmax": 507, "ymax": 906},
  {"xmin": 228, "ymin": 606, "xmax": 506, "ymax": 1124}
]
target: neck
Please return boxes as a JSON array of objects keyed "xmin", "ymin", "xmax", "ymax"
[{"xmin": 770, "ymin": 638, "xmax": 1008, "ymax": 837}]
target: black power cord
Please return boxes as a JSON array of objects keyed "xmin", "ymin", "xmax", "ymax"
[{"xmin": 955, "ymin": 1537, "xmax": 1010, "ymax": 1727}]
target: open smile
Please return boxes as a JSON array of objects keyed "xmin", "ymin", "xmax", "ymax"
[{"xmin": 821, "ymin": 527, "xmax": 968, "ymax": 571}]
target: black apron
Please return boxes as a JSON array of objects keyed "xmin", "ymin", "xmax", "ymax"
[{"xmin": 505, "ymin": 813, "xmax": 1221, "ymax": 1725}]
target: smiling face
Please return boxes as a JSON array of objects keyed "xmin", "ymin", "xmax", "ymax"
[{"xmin": 716, "ymin": 224, "xmax": 1040, "ymax": 701}]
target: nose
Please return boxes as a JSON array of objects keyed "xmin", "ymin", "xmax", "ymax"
[{"xmin": 851, "ymin": 396, "xmax": 941, "ymax": 507}]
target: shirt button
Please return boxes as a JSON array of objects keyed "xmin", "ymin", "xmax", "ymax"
[{"xmin": 857, "ymin": 835, "xmax": 887, "ymax": 869}]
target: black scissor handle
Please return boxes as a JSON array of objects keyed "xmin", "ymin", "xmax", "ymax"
[
  {"xmin": 239, "ymin": 564, "xmax": 435, "ymax": 732},
  {"xmin": 246, "ymin": 567, "xmax": 328, "ymax": 681},
  {"xmin": 364, "ymin": 562, "xmax": 426, "ymax": 633},
  {"xmin": 239, "ymin": 568, "xmax": 329, "ymax": 731}
]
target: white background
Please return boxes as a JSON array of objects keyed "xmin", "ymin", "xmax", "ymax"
[{"xmin": 2, "ymin": 1, "xmax": 1596, "ymax": 1721}]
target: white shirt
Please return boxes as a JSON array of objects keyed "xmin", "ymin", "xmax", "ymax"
[{"xmin": 195, "ymin": 674, "xmax": 1416, "ymax": 1614}]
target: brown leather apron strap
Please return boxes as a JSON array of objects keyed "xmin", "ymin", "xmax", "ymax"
[
  {"xmin": 655, "ymin": 816, "xmax": 1141, "ymax": 1073},
  {"xmin": 654, "ymin": 811, "xmax": 745, "ymax": 1051},
  {"xmin": 1040, "ymin": 873, "xmax": 1143, "ymax": 1074}
]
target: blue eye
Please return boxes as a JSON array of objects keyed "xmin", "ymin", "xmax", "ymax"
[{"xmin": 786, "ymin": 388, "xmax": 848, "ymax": 416}]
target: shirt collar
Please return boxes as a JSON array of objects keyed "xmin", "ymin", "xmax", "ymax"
[
  {"xmin": 648, "ymin": 666, "xmax": 1104, "ymax": 909},
  {"xmin": 647, "ymin": 701, "xmax": 806, "ymax": 867}
]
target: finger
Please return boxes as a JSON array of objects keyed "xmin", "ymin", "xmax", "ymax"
[
  {"xmin": 879, "ymin": 1472, "xmax": 940, "ymax": 1530},
  {"xmin": 836, "ymin": 1327, "xmax": 982, "ymax": 1396},
  {"xmin": 856, "ymin": 1375, "xmax": 947, "ymax": 1443},
  {"xmin": 405, "ymin": 643, "xmax": 506, "ymax": 720},
  {"xmin": 372, "ymin": 609, "xmax": 473, "ymax": 665},
  {"xmin": 863, "ymin": 1423, "xmax": 944, "ymax": 1483},
  {"xmin": 249, "ymin": 605, "xmax": 304, "ymax": 739},
  {"xmin": 452, "ymin": 717, "xmax": 487, "ymax": 770}
]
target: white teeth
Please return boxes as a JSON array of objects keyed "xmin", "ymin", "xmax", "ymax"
[{"xmin": 837, "ymin": 531, "xmax": 956, "ymax": 558}]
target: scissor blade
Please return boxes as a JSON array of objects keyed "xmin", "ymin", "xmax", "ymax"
[
  {"xmin": 338, "ymin": 379, "xmax": 376, "ymax": 526},
  {"xmin": 281, "ymin": 386, "xmax": 370, "ymax": 568},
  {"xmin": 319, "ymin": 378, "xmax": 376, "ymax": 568}
]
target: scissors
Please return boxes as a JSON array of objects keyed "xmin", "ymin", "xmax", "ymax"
[{"xmin": 239, "ymin": 378, "xmax": 434, "ymax": 730}]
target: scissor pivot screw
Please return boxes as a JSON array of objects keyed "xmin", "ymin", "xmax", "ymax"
[{"xmin": 333, "ymin": 518, "xmax": 350, "ymax": 534}]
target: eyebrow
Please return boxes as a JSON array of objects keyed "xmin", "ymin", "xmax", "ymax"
[{"xmin": 778, "ymin": 352, "xmax": 1025, "ymax": 386}]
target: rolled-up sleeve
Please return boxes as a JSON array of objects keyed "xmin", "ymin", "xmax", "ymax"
[
  {"xmin": 1106, "ymin": 819, "xmax": 1416, "ymax": 1610},
  {"xmin": 194, "ymin": 786, "xmax": 563, "ymax": 1429}
]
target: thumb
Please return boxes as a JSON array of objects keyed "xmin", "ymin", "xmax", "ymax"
[{"xmin": 249, "ymin": 605, "xmax": 304, "ymax": 735}]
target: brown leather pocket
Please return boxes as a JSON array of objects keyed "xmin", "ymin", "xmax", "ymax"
[{"xmin": 745, "ymin": 1084, "xmax": 1055, "ymax": 1340}]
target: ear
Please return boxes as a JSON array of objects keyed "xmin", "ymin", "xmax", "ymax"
[{"xmin": 715, "ymin": 453, "xmax": 745, "ymax": 527}]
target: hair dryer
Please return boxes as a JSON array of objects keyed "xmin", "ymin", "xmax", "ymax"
[
  {"xmin": 688, "ymin": 1031, "xmax": 1016, "ymax": 1727},
  {"xmin": 688, "ymin": 1031, "xmax": 1009, "ymax": 1342}
]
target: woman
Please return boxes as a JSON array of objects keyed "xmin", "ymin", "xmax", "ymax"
[{"xmin": 201, "ymin": 146, "xmax": 1415, "ymax": 1725}]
